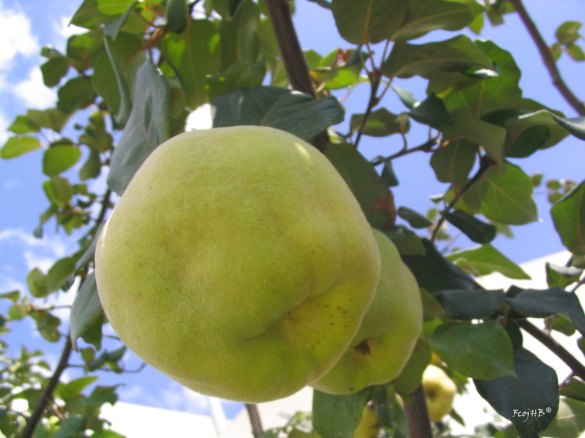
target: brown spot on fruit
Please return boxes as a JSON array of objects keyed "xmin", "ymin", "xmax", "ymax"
[{"xmin": 355, "ymin": 340, "xmax": 371, "ymax": 355}]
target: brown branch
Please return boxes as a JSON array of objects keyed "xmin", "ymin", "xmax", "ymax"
[
  {"xmin": 509, "ymin": 0, "xmax": 585, "ymax": 115},
  {"xmin": 21, "ymin": 337, "xmax": 72, "ymax": 438},
  {"xmin": 371, "ymin": 137, "xmax": 438, "ymax": 166},
  {"xmin": 354, "ymin": 70, "xmax": 382, "ymax": 149},
  {"xmin": 245, "ymin": 403, "xmax": 264, "ymax": 438},
  {"xmin": 265, "ymin": 0, "xmax": 329, "ymax": 151},
  {"xmin": 405, "ymin": 385, "xmax": 434, "ymax": 438},
  {"xmin": 517, "ymin": 319, "xmax": 585, "ymax": 381}
]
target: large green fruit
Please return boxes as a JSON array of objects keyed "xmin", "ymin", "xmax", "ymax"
[
  {"xmin": 312, "ymin": 229, "xmax": 422, "ymax": 394},
  {"xmin": 95, "ymin": 126, "xmax": 380, "ymax": 403}
]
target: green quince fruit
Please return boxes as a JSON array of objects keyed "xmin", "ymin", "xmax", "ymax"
[
  {"xmin": 312, "ymin": 229, "xmax": 422, "ymax": 394},
  {"xmin": 95, "ymin": 126, "xmax": 380, "ymax": 403}
]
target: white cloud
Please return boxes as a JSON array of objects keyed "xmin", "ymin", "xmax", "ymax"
[
  {"xmin": 0, "ymin": 112, "xmax": 8, "ymax": 143},
  {"xmin": 54, "ymin": 16, "xmax": 86, "ymax": 41},
  {"xmin": 0, "ymin": 1, "xmax": 39, "ymax": 71},
  {"xmin": 12, "ymin": 68, "xmax": 56, "ymax": 109},
  {"xmin": 160, "ymin": 383, "xmax": 211, "ymax": 414}
]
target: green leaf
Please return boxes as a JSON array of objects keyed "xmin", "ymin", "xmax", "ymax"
[
  {"xmin": 71, "ymin": 0, "xmax": 136, "ymax": 29},
  {"xmin": 70, "ymin": 273, "xmax": 103, "ymax": 348},
  {"xmin": 549, "ymin": 114, "xmax": 585, "ymax": 140},
  {"xmin": 8, "ymin": 115, "xmax": 40, "ymax": 134},
  {"xmin": 27, "ymin": 109, "xmax": 70, "ymax": 133},
  {"xmin": 27, "ymin": 268, "xmax": 48, "ymax": 298},
  {"xmin": 430, "ymin": 140, "xmax": 476, "ymax": 189},
  {"xmin": 545, "ymin": 263, "xmax": 583, "ymax": 289},
  {"xmin": 474, "ymin": 348, "xmax": 559, "ymax": 438},
  {"xmin": 161, "ymin": 19, "xmax": 221, "ymax": 109},
  {"xmin": 107, "ymin": 62, "xmax": 170, "ymax": 195},
  {"xmin": 382, "ymin": 35, "xmax": 492, "ymax": 78},
  {"xmin": 43, "ymin": 145, "xmax": 82, "ymax": 176},
  {"xmin": 43, "ymin": 176, "xmax": 74, "ymax": 208},
  {"xmin": 67, "ymin": 30, "xmax": 104, "ymax": 71},
  {"xmin": 211, "ymin": 86, "xmax": 344, "ymax": 141},
  {"xmin": 79, "ymin": 149, "xmax": 102, "ymax": 181},
  {"xmin": 53, "ymin": 416, "xmax": 86, "ymax": 438},
  {"xmin": 219, "ymin": 0, "xmax": 261, "ymax": 66},
  {"xmin": 428, "ymin": 321, "xmax": 514, "ymax": 379},
  {"xmin": 57, "ymin": 77, "xmax": 96, "ymax": 113},
  {"xmin": 444, "ymin": 110, "xmax": 506, "ymax": 162},
  {"xmin": 551, "ymin": 181, "xmax": 585, "ymax": 255},
  {"xmin": 312, "ymin": 389, "xmax": 370, "ymax": 438},
  {"xmin": 350, "ymin": 108, "xmax": 409, "ymax": 137},
  {"xmin": 58, "ymin": 376, "xmax": 98, "ymax": 400},
  {"xmin": 381, "ymin": 161, "xmax": 399, "ymax": 187},
  {"xmin": 566, "ymin": 43, "xmax": 585, "ymax": 62},
  {"xmin": 331, "ymin": 0, "xmax": 408, "ymax": 44},
  {"xmin": 392, "ymin": 84, "xmax": 417, "ymax": 109},
  {"xmin": 206, "ymin": 62, "xmax": 266, "ymax": 99},
  {"xmin": 393, "ymin": 341, "xmax": 432, "ymax": 395},
  {"xmin": 165, "ymin": 0, "xmax": 188, "ymax": 33},
  {"xmin": 324, "ymin": 143, "xmax": 392, "ymax": 229},
  {"xmin": 409, "ymin": 94, "xmax": 452, "ymax": 130},
  {"xmin": 41, "ymin": 57, "xmax": 69, "ymax": 87},
  {"xmin": 33, "ymin": 310, "xmax": 61, "ymax": 342},
  {"xmin": 556, "ymin": 21, "xmax": 582, "ymax": 45},
  {"xmin": 1, "ymin": 136, "xmax": 41, "ymax": 159},
  {"xmin": 444, "ymin": 210, "xmax": 497, "ymax": 244},
  {"xmin": 505, "ymin": 287, "xmax": 585, "ymax": 336},
  {"xmin": 392, "ymin": 0, "xmax": 484, "ymax": 41},
  {"xmin": 447, "ymin": 244, "xmax": 530, "ymax": 279},
  {"xmin": 544, "ymin": 397, "xmax": 585, "ymax": 437},
  {"xmin": 46, "ymin": 257, "xmax": 76, "ymax": 293},
  {"xmin": 397, "ymin": 206, "xmax": 432, "ymax": 229},
  {"xmin": 560, "ymin": 378, "xmax": 585, "ymax": 403},
  {"xmin": 103, "ymin": 1, "xmax": 139, "ymax": 40},
  {"xmin": 479, "ymin": 163, "xmax": 539, "ymax": 225},
  {"xmin": 86, "ymin": 385, "xmax": 119, "ymax": 407},
  {"xmin": 402, "ymin": 239, "xmax": 477, "ymax": 294},
  {"xmin": 439, "ymin": 288, "xmax": 505, "ymax": 319}
]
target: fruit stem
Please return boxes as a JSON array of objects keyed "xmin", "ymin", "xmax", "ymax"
[
  {"xmin": 405, "ymin": 385, "xmax": 433, "ymax": 438},
  {"xmin": 245, "ymin": 403, "xmax": 264, "ymax": 437}
]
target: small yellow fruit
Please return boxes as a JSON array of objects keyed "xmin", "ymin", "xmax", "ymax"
[
  {"xmin": 353, "ymin": 404, "xmax": 381, "ymax": 438},
  {"xmin": 422, "ymin": 364, "xmax": 457, "ymax": 422},
  {"xmin": 312, "ymin": 229, "xmax": 423, "ymax": 394},
  {"xmin": 95, "ymin": 126, "xmax": 381, "ymax": 402}
]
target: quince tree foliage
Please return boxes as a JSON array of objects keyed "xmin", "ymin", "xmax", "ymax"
[{"xmin": 1, "ymin": 0, "xmax": 585, "ymax": 437}]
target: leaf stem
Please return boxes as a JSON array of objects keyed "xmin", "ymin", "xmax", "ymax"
[
  {"xmin": 371, "ymin": 137, "xmax": 438, "ymax": 166},
  {"xmin": 508, "ymin": 0, "xmax": 585, "ymax": 115},
  {"xmin": 245, "ymin": 403, "xmax": 264, "ymax": 438},
  {"xmin": 405, "ymin": 385, "xmax": 433, "ymax": 438},
  {"xmin": 265, "ymin": 0, "xmax": 329, "ymax": 151},
  {"xmin": 516, "ymin": 319, "xmax": 585, "ymax": 381},
  {"xmin": 21, "ymin": 337, "xmax": 72, "ymax": 438}
]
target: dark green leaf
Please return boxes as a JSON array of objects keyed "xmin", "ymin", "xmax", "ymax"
[
  {"xmin": 506, "ymin": 287, "xmax": 585, "ymax": 336},
  {"xmin": 428, "ymin": 321, "xmax": 514, "ymax": 379},
  {"xmin": 206, "ymin": 62, "xmax": 266, "ymax": 99},
  {"xmin": 70, "ymin": 273, "xmax": 103, "ymax": 348},
  {"xmin": 381, "ymin": 161, "xmax": 399, "ymax": 187},
  {"xmin": 103, "ymin": 1, "xmax": 139, "ymax": 40},
  {"xmin": 161, "ymin": 19, "xmax": 221, "ymax": 109},
  {"xmin": 41, "ymin": 57, "xmax": 69, "ymax": 87},
  {"xmin": 165, "ymin": 0, "xmax": 188, "ymax": 33},
  {"xmin": 33, "ymin": 311, "xmax": 61, "ymax": 342},
  {"xmin": 350, "ymin": 108, "xmax": 409, "ymax": 137},
  {"xmin": 43, "ymin": 145, "xmax": 82, "ymax": 176},
  {"xmin": 382, "ymin": 35, "xmax": 492, "ymax": 78},
  {"xmin": 445, "ymin": 210, "xmax": 497, "ymax": 244},
  {"xmin": 546, "ymin": 263, "xmax": 583, "ymax": 289},
  {"xmin": 550, "ymin": 114, "xmax": 585, "ymax": 140},
  {"xmin": 1, "ymin": 136, "xmax": 41, "ymax": 159},
  {"xmin": 440, "ymin": 289, "xmax": 505, "ymax": 319},
  {"xmin": 474, "ymin": 348, "xmax": 559, "ymax": 438},
  {"xmin": 409, "ymin": 94, "xmax": 452, "ymax": 130},
  {"xmin": 402, "ymin": 239, "xmax": 478, "ymax": 294},
  {"xmin": 397, "ymin": 206, "xmax": 432, "ymax": 229},
  {"xmin": 447, "ymin": 244, "xmax": 530, "ymax": 279},
  {"xmin": 312, "ymin": 389, "xmax": 370, "ymax": 438},
  {"xmin": 386, "ymin": 231, "xmax": 426, "ymax": 257},
  {"xmin": 480, "ymin": 163, "xmax": 539, "ymax": 225},
  {"xmin": 219, "ymin": 0, "xmax": 261, "ymax": 66},
  {"xmin": 331, "ymin": 0, "xmax": 408, "ymax": 44},
  {"xmin": 324, "ymin": 143, "xmax": 392, "ymax": 229},
  {"xmin": 211, "ymin": 86, "xmax": 344, "ymax": 141},
  {"xmin": 393, "ymin": 341, "xmax": 431, "ymax": 395},
  {"xmin": 79, "ymin": 149, "xmax": 102, "ymax": 181},
  {"xmin": 27, "ymin": 109, "xmax": 70, "ymax": 132},
  {"xmin": 57, "ymin": 77, "xmax": 96, "ymax": 112},
  {"xmin": 107, "ymin": 62, "xmax": 170, "ymax": 195},
  {"xmin": 551, "ymin": 181, "xmax": 585, "ymax": 255},
  {"xmin": 430, "ymin": 140, "xmax": 476, "ymax": 189},
  {"xmin": 67, "ymin": 30, "xmax": 104, "ymax": 71},
  {"xmin": 392, "ymin": 0, "xmax": 484, "ymax": 41},
  {"xmin": 391, "ymin": 84, "xmax": 417, "ymax": 109}
]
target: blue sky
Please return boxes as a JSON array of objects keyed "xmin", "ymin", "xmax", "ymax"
[{"xmin": 0, "ymin": 0, "xmax": 584, "ymax": 421}]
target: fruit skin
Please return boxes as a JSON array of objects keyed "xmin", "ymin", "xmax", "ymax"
[
  {"xmin": 95, "ymin": 126, "xmax": 380, "ymax": 403},
  {"xmin": 422, "ymin": 364, "xmax": 457, "ymax": 422},
  {"xmin": 353, "ymin": 404, "xmax": 381, "ymax": 438},
  {"xmin": 312, "ymin": 229, "xmax": 423, "ymax": 394}
]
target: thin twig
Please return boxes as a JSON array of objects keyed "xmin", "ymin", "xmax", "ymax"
[
  {"xmin": 265, "ymin": 0, "xmax": 329, "ymax": 151},
  {"xmin": 431, "ymin": 156, "xmax": 495, "ymax": 242},
  {"xmin": 509, "ymin": 0, "xmax": 585, "ymax": 115},
  {"xmin": 354, "ymin": 69, "xmax": 382, "ymax": 149},
  {"xmin": 371, "ymin": 137, "xmax": 438, "ymax": 166},
  {"xmin": 21, "ymin": 338, "xmax": 73, "ymax": 438},
  {"xmin": 245, "ymin": 403, "xmax": 264, "ymax": 438},
  {"xmin": 517, "ymin": 319, "xmax": 585, "ymax": 381},
  {"xmin": 405, "ymin": 385, "xmax": 434, "ymax": 438}
]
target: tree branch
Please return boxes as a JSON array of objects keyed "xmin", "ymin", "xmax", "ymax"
[
  {"xmin": 509, "ymin": 0, "xmax": 585, "ymax": 115},
  {"xmin": 517, "ymin": 319, "xmax": 585, "ymax": 381},
  {"xmin": 405, "ymin": 385, "xmax": 433, "ymax": 438},
  {"xmin": 245, "ymin": 403, "xmax": 264, "ymax": 438},
  {"xmin": 354, "ymin": 70, "xmax": 381, "ymax": 149},
  {"xmin": 265, "ymin": 0, "xmax": 329, "ymax": 151},
  {"xmin": 371, "ymin": 137, "xmax": 438, "ymax": 166},
  {"xmin": 22, "ymin": 337, "xmax": 72, "ymax": 438}
]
